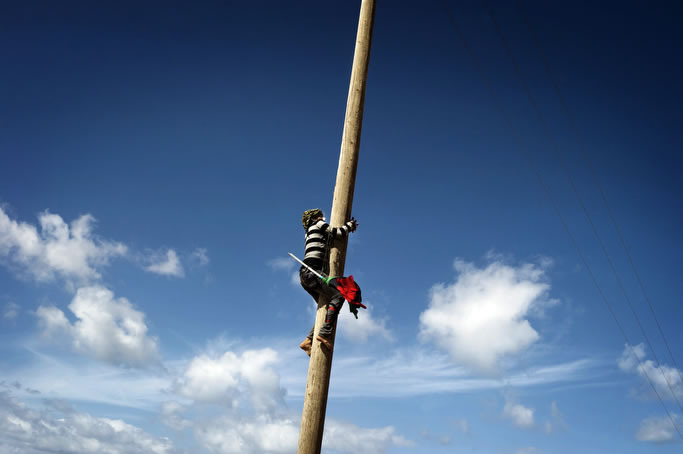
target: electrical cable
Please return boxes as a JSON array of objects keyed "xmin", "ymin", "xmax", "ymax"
[
  {"xmin": 514, "ymin": 0, "xmax": 683, "ymax": 393},
  {"xmin": 482, "ymin": 0, "xmax": 683, "ymax": 416},
  {"xmin": 437, "ymin": 0, "xmax": 683, "ymax": 440}
]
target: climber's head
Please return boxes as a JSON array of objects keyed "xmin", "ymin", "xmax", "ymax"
[{"xmin": 302, "ymin": 208, "xmax": 324, "ymax": 230}]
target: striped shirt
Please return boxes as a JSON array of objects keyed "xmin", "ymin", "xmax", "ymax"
[{"xmin": 303, "ymin": 219, "xmax": 355, "ymax": 271}]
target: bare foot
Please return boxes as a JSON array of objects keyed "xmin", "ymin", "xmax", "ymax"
[
  {"xmin": 316, "ymin": 335, "xmax": 333, "ymax": 352},
  {"xmin": 299, "ymin": 338, "xmax": 312, "ymax": 357}
]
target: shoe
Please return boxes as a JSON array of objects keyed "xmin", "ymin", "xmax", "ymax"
[
  {"xmin": 316, "ymin": 335, "xmax": 333, "ymax": 352},
  {"xmin": 299, "ymin": 338, "xmax": 312, "ymax": 356}
]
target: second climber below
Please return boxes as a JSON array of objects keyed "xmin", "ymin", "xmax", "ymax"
[{"xmin": 299, "ymin": 208, "xmax": 359, "ymax": 356}]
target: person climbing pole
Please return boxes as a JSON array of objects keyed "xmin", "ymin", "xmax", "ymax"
[{"xmin": 298, "ymin": 208, "xmax": 358, "ymax": 356}]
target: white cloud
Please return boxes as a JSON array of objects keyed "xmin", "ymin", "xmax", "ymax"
[
  {"xmin": 323, "ymin": 419, "xmax": 414, "ymax": 453},
  {"xmin": 36, "ymin": 305, "xmax": 71, "ymax": 335},
  {"xmin": 636, "ymin": 415, "xmax": 679, "ymax": 443},
  {"xmin": 191, "ymin": 248, "xmax": 209, "ymax": 266},
  {"xmin": 195, "ymin": 414, "xmax": 299, "ymax": 454},
  {"xmin": 419, "ymin": 258, "xmax": 553, "ymax": 374},
  {"xmin": 176, "ymin": 348, "xmax": 284, "ymax": 411},
  {"xmin": 0, "ymin": 391, "xmax": 177, "ymax": 454},
  {"xmin": 280, "ymin": 347, "xmax": 598, "ymax": 400},
  {"xmin": 4, "ymin": 339, "xmax": 416, "ymax": 454},
  {"xmin": 177, "ymin": 339, "xmax": 411, "ymax": 454},
  {"xmin": 338, "ymin": 303, "xmax": 393, "ymax": 343},
  {"xmin": 0, "ymin": 208, "xmax": 126, "ymax": 284},
  {"xmin": 4, "ymin": 352, "xmax": 172, "ymax": 410},
  {"xmin": 160, "ymin": 401, "xmax": 193, "ymax": 431},
  {"xmin": 3, "ymin": 302, "xmax": 20, "ymax": 320},
  {"xmin": 618, "ymin": 343, "xmax": 683, "ymax": 401},
  {"xmin": 503, "ymin": 398, "xmax": 535, "ymax": 428},
  {"xmin": 194, "ymin": 415, "xmax": 411, "ymax": 454},
  {"xmin": 145, "ymin": 249, "xmax": 184, "ymax": 277},
  {"xmin": 36, "ymin": 286, "xmax": 160, "ymax": 368},
  {"xmin": 171, "ymin": 339, "xmax": 412, "ymax": 454}
]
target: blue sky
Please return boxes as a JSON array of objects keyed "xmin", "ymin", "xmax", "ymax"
[{"xmin": 1, "ymin": 1, "xmax": 682, "ymax": 453}]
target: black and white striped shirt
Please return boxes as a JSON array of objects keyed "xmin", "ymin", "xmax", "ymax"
[{"xmin": 303, "ymin": 219, "xmax": 355, "ymax": 271}]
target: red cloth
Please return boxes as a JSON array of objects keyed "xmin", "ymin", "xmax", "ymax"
[{"xmin": 333, "ymin": 275, "xmax": 366, "ymax": 309}]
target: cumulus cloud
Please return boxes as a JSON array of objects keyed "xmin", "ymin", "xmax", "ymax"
[
  {"xmin": 176, "ymin": 348, "xmax": 284, "ymax": 411},
  {"xmin": 636, "ymin": 415, "xmax": 679, "ymax": 443},
  {"xmin": 503, "ymin": 398, "xmax": 535, "ymax": 428},
  {"xmin": 145, "ymin": 249, "xmax": 184, "ymax": 277},
  {"xmin": 419, "ymin": 258, "xmax": 553, "ymax": 374},
  {"xmin": 36, "ymin": 286, "xmax": 160, "ymax": 368},
  {"xmin": 0, "ymin": 208, "xmax": 126, "ymax": 284},
  {"xmin": 323, "ymin": 419, "xmax": 414, "ymax": 453},
  {"xmin": 36, "ymin": 305, "xmax": 71, "ymax": 335},
  {"xmin": 194, "ymin": 415, "xmax": 411, "ymax": 454},
  {"xmin": 3, "ymin": 302, "xmax": 20, "ymax": 320},
  {"xmin": 618, "ymin": 343, "xmax": 683, "ymax": 401},
  {"xmin": 0, "ymin": 391, "xmax": 177, "ymax": 454},
  {"xmin": 338, "ymin": 303, "xmax": 393, "ymax": 343},
  {"xmin": 195, "ymin": 414, "xmax": 299, "ymax": 454},
  {"xmin": 176, "ymin": 340, "xmax": 411, "ymax": 454}
]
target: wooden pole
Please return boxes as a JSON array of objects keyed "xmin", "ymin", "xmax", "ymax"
[{"xmin": 297, "ymin": 1, "xmax": 376, "ymax": 453}]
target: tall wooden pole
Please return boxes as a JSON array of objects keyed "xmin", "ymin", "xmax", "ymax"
[{"xmin": 297, "ymin": 1, "xmax": 376, "ymax": 453}]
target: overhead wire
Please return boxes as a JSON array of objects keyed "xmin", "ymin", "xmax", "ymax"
[
  {"xmin": 482, "ymin": 0, "xmax": 683, "ymax": 416},
  {"xmin": 436, "ymin": 0, "xmax": 683, "ymax": 440},
  {"xmin": 514, "ymin": 0, "xmax": 683, "ymax": 392}
]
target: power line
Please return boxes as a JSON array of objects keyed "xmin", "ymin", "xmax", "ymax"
[
  {"xmin": 514, "ymin": 0, "xmax": 683, "ymax": 407},
  {"xmin": 437, "ymin": 0, "xmax": 683, "ymax": 440},
  {"xmin": 482, "ymin": 0, "xmax": 683, "ymax": 415}
]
